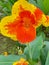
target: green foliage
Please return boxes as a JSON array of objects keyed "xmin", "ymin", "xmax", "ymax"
[
  {"xmin": 40, "ymin": 41, "xmax": 49, "ymax": 65},
  {"xmin": 37, "ymin": 0, "xmax": 49, "ymax": 14},
  {"xmin": 0, "ymin": 35, "xmax": 44, "ymax": 65},
  {"xmin": 0, "ymin": 35, "xmax": 49, "ymax": 65},
  {"xmin": 0, "ymin": 55, "xmax": 25, "ymax": 65},
  {"xmin": 0, "ymin": 0, "xmax": 17, "ymax": 19},
  {"xmin": 45, "ymin": 52, "xmax": 49, "ymax": 65},
  {"xmin": 24, "ymin": 35, "xmax": 43, "ymax": 64}
]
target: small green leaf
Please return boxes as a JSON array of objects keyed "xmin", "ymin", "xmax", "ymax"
[
  {"xmin": 37, "ymin": 0, "xmax": 46, "ymax": 13},
  {"xmin": 40, "ymin": 41, "xmax": 49, "ymax": 65},
  {"xmin": 45, "ymin": 52, "xmax": 49, "ymax": 65},
  {"xmin": 43, "ymin": 0, "xmax": 49, "ymax": 14},
  {"xmin": 0, "ymin": 55, "xmax": 25, "ymax": 65},
  {"xmin": 44, "ymin": 41, "xmax": 49, "ymax": 50}
]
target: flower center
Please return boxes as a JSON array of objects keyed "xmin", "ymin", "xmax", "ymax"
[
  {"xmin": 23, "ymin": 17, "xmax": 32, "ymax": 28},
  {"xmin": 19, "ymin": 10, "xmax": 36, "ymax": 28}
]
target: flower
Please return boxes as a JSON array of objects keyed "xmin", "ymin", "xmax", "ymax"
[
  {"xmin": 4, "ymin": 52, "xmax": 8, "ymax": 56},
  {"xmin": 0, "ymin": 13, "xmax": 36, "ymax": 43},
  {"xmin": 13, "ymin": 58, "xmax": 29, "ymax": 65},
  {"xmin": 42, "ymin": 15, "xmax": 49, "ymax": 27},
  {"xmin": 0, "ymin": 0, "xmax": 46, "ymax": 43}
]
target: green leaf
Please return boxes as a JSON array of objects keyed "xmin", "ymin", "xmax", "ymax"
[
  {"xmin": 43, "ymin": 0, "xmax": 49, "ymax": 14},
  {"xmin": 0, "ymin": 55, "xmax": 25, "ymax": 65},
  {"xmin": 37, "ymin": 0, "xmax": 46, "ymax": 13},
  {"xmin": 37, "ymin": 0, "xmax": 49, "ymax": 14},
  {"xmin": 40, "ymin": 41, "xmax": 49, "ymax": 65},
  {"xmin": 44, "ymin": 41, "xmax": 49, "ymax": 50},
  {"xmin": 24, "ymin": 35, "xmax": 43, "ymax": 61},
  {"xmin": 45, "ymin": 52, "xmax": 49, "ymax": 65}
]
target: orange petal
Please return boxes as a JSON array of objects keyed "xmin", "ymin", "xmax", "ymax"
[
  {"xmin": 34, "ymin": 8, "xmax": 46, "ymax": 28},
  {"xmin": 0, "ymin": 15, "xmax": 17, "ymax": 41},
  {"xmin": 16, "ymin": 26, "xmax": 36, "ymax": 43},
  {"xmin": 34, "ymin": 8, "xmax": 43, "ymax": 20}
]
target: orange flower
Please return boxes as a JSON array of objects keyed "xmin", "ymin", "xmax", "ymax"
[
  {"xmin": 13, "ymin": 58, "xmax": 29, "ymax": 65},
  {"xmin": 0, "ymin": 0, "xmax": 46, "ymax": 43},
  {"xmin": 4, "ymin": 10, "xmax": 36, "ymax": 43}
]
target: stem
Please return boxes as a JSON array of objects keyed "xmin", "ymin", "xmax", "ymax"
[
  {"xmin": 28, "ymin": 43, "xmax": 32, "ymax": 60},
  {"xmin": 27, "ymin": 43, "xmax": 36, "ymax": 65}
]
